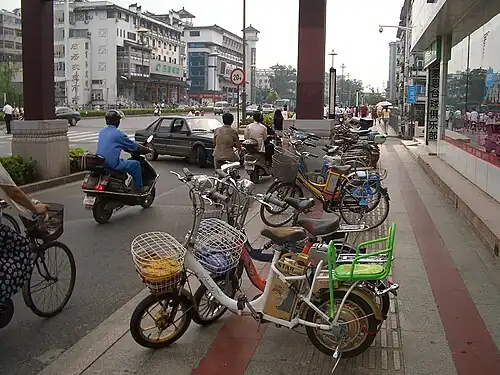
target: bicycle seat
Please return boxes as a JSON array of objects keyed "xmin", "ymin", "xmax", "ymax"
[
  {"xmin": 104, "ymin": 168, "xmax": 128, "ymax": 180},
  {"xmin": 330, "ymin": 165, "xmax": 352, "ymax": 174},
  {"xmin": 260, "ymin": 227, "xmax": 307, "ymax": 245},
  {"xmin": 284, "ymin": 197, "xmax": 315, "ymax": 212},
  {"xmin": 297, "ymin": 214, "xmax": 341, "ymax": 236}
]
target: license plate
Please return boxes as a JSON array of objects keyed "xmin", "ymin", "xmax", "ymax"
[{"xmin": 83, "ymin": 196, "xmax": 96, "ymax": 207}]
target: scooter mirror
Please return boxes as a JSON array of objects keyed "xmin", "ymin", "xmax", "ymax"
[{"xmin": 146, "ymin": 134, "xmax": 154, "ymax": 143}]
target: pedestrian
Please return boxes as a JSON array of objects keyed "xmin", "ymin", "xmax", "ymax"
[
  {"xmin": 273, "ymin": 109, "xmax": 284, "ymax": 138},
  {"xmin": 381, "ymin": 106, "xmax": 391, "ymax": 134},
  {"xmin": 0, "ymin": 161, "xmax": 49, "ymax": 306},
  {"xmin": 213, "ymin": 112, "xmax": 242, "ymax": 170},
  {"xmin": 360, "ymin": 104, "xmax": 368, "ymax": 118},
  {"xmin": 2, "ymin": 102, "xmax": 13, "ymax": 134},
  {"xmin": 282, "ymin": 104, "xmax": 289, "ymax": 120}
]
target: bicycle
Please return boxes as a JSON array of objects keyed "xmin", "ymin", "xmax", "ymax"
[
  {"xmin": 0, "ymin": 199, "xmax": 21, "ymax": 232},
  {"xmin": 261, "ymin": 146, "xmax": 390, "ymax": 229},
  {"xmin": 0, "ymin": 203, "xmax": 77, "ymax": 328},
  {"xmin": 128, "ymin": 178, "xmax": 398, "ymax": 369}
]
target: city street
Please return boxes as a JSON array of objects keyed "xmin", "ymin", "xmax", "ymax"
[
  {"xmin": 0, "ymin": 113, "xmax": 231, "ymax": 155},
  {"xmin": 0, "ymin": 156, "xmax": 251, "ymax": 375}
]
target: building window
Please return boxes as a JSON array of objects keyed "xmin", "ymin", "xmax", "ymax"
[
  {"xmin": 189, "ymin": 30, "xmax": 200, "ymax": 37},
  {"xmin": 4, "ymin": 40, "xmax": 14, "ymax": 49},
  {"xmin": 15, "ymin": 29, "xmax": 21, "ymax": 37},
  {"xmin": 107, "ymin": 10, "xmax": 116, "ymax": 18},
  {"xmin": 15, "ymin": 42, "xmax": 21, "ymax": 50},
  {"xmin": 125, "ymin": 14, "xmax": 129, "ymax": 22}
]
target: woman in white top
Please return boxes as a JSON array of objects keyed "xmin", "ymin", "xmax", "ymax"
[{"xmin": 0, "ymin": 162, "xmax": 49, "ymax": 307}]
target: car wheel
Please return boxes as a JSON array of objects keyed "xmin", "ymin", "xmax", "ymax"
[
  {"xmin": 195, "ymin": 147, "xmax": 207, "ymax": 168},
  {"xmin": 69, "ymin": 118, "xmax": 77, "ymax": 126}
]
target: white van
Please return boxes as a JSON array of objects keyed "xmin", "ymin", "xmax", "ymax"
[{"xmin": 214, "ymin": 101, "xmax": 230, "ymax": 115}]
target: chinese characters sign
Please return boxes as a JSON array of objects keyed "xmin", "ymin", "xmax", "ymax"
[
  {"xmin": 426, "ymin": 64, "xmax": 440, "ymax": 142},
  {"xmin": 153, "ymin": 61, "xmax": 183, "ymax": 77},
  {"xmin": 70, "ymin": 43, "xmax": 81, "ymax": 105}
]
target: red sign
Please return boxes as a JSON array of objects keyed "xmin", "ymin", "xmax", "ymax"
[
  {"xmin": 230, "ymin": 68, "xmax": 245, "ymax": 86},
  {"xmin": 443, "ymin": 136, "xmax": 500, "ymax": 168}
]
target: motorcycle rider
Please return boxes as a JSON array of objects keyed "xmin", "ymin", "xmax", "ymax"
[
  {"xmin": 96, "ymin": 110, "xmax": 152, "ymax": 193},
  {"xmin": 244, "ymin": 112, "xmax": 267, "ymax": 154}
]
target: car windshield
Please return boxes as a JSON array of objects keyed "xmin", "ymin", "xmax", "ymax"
[
  {"xmin": 186, "ymin": 118, "xmax": 223, "ymax": 132},
  {"xmin": 262, "ymin": 104, "xmax": 272, "ymax": 108},
  {"xmin": 56, "ymin": 107, "xmax": 70, "ymax": 113}
]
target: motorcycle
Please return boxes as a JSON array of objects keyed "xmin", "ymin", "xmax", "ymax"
[
  {"xmin": 242, "ymin": 138, "xmax": 273, "ymax": 184},
  {"xmin": 80, "ymin": 135, "xmax": 159, "ymax": 224}
]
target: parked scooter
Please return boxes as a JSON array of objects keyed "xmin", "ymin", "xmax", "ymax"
[
  {"xmin": 242, "ymin": 138, "xmax": 272, "ymax": 184},
  {"xmin": 80, "ymin": 135, "xmax": 159, "ymax": 224}
]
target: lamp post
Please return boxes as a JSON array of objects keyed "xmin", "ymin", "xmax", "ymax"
[
  {"xmin": 137, "ymin": 27, "xmax": 149, "ymax": 107},
  {"xmin": 340, "ymin": 63, "xmax": 346, "ymax": 107},
  {"xmin": 241, "ymin": 0, "xmax": 247, "ymax": 125},
  {"xmin": 328, "ymin": 50, "xmax": 337, "ymax": 119}
]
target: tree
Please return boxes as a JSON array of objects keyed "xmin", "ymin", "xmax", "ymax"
[
  {"xmin": 255, "ymin": 88, "xmax": 270, "ymax": 104},
  {"xmin": 0, "ymin": 64, "xmax": 15, "ymax": 104},
  {"xmin": 269, "ymin": 65, "xmax": 297, "ymax": 99},
  {"xmin": 266, "ymin": 89, "xmax": 279, "ymax": 103},
  {"xmin": 335, "ymin": 75, "xmax": 364, "ymax": 106}
]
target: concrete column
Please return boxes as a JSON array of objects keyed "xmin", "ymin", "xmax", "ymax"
[
  {"xmin": 21, "ymin": 0, "xmax": 55, "ymax": 120},
  {"xmin": 296, "ymin": 0, "xmax": 327, "ymax": 119},
  {"xmin": 12, "ymin": 120, "xmax": 70, "ymax": 179},
  {"xmin": 438, "ymin": 35, "xmax": 452, "ymax": 153}
]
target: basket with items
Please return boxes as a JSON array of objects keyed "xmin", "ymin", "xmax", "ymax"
[
  {"xmin": 272, "ymin": 147, "xmax": 300, "ymax": 184},
  {"xmin": 131, "ymin": 232, "xmax": 186, "ymax": 293},
  {"xmin": 20, "ymin": 202, "xmax": 65, "ymax": 243}
]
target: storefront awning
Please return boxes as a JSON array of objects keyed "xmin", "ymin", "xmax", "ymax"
[{"xmin": 149, "ymin": 74, "xmax": 189, "ymax": 88}]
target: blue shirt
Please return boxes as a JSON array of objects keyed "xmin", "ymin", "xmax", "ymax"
[{"xmin": 96, "ymin": 125, "xmax": 138, "ymax": 170}]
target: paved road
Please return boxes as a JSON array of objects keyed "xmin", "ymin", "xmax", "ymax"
[
  {"xmin": 0, "ymin": 158, "xmax": 218, "ymax": 375},
  {"xmin": 0, "ymin": 114, "xmax": 228, "ymax": 155}
]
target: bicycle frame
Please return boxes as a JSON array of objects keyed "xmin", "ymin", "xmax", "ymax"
[{"xmin": 184, "ymin": 249, "xmax": 334, "ymax": 330}]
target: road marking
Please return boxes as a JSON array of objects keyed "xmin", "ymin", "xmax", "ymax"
[{"xmin": 0, "ymin": 131, "xmax": 135, "ymax": 144}]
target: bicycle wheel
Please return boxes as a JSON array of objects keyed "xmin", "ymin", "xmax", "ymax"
[
  {"xmin": 260, "ymin": 182, "xmax": 304, "ymax": 227},
  {"xmin": 22, "ymin": 241, "xmax": 76, "ymax": 317},
  {"xmin": 0, "ymin": 212, "xmax": 21, "ymax": 233},
  {"xmin": 338, "ymin": 186, "xmax": 390, "ymax": 230}
]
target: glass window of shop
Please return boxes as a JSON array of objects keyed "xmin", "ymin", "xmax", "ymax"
[{"xmin": 446, "ymin": 13, "xmax": 500, "ymax": 154}]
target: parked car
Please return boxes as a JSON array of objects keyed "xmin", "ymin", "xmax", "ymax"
[
  {"xmin": 261, "ymin": 103, "xmax": 274, "ymax": 114},
  {"xmin": 55, "ymin": 107, "xmax": 81, "ymax": 126},
  {"xmin": 246, "ymin": 104, "xmax": 259, "ymax": 115},
  {"xmin": 213, "ymin": 101, "xmax": 231, "ymax": 115},
  {"xmin": 134, "ymin": 116, "xmax": 242, "ymax": 167}
]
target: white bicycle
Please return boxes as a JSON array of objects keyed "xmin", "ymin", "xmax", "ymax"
[{"xmin": 129, "ymin": 169, "xmax": 393, "ymax": 370}]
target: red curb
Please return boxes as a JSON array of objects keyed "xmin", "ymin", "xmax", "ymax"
[
  {"xmin": 192, "ymin": 264, "xmax": 270, "ymax": 375},
  {"xmin": 395, "ymin": 150, "xmax": 500, "ymax": 374}
]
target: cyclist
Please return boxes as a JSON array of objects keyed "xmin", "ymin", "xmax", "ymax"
[{"xmin": 0, "ymin": 162, "xmax": 49, "ymax": 305}]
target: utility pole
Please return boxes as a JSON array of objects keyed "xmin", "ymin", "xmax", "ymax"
[
  {"xmin": 328, "ymin": 50, "xmax": 337, "ymax": 119},
  {"xmin": 241, "ymin": 0, "xmax": 247, "ymax": 125},
  {"xmin": 340, "ymin": 64, "xmax": 346, "ymax": 107}
]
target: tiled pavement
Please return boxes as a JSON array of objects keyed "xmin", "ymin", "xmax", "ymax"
[{"xmin": 36, "ymin": 140, "xmax": 500, "ymax": 375}]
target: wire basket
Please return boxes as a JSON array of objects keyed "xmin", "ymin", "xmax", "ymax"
[
  {"xmin": 131, "ymin": 232, "xmax": 186, "ymax": 292},
  {"xmin": 272, "ymin": 147, "xmax": 300, "ymax": 183},
  {"xmin": 21, "ymin": 203, "xmax": 64, "ymax": 242},
  {"xmin": 193, "ymin": 218, "xmax": 246, "ymax": 275}
]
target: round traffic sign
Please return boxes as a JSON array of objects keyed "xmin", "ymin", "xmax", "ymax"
[{"xmin": 230, "ymin": 68, "xmax": 245, "ymax": 86}]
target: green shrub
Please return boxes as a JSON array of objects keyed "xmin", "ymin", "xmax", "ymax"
[
  {"xmin": 69, "ymin": 147, "xmax": 86, "ymax": 173},
  {"xmin": 0, "ymin": 155, "xmax": 37, "ymax": 185}
]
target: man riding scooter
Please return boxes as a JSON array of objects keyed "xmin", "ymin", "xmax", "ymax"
[
  {"xmin": 97, "ymin": 110, "xmax": 152, "ymax": 193},
  {"xmin": 243, "ymin": 112, "xmax": 274, "ymax": 183}
]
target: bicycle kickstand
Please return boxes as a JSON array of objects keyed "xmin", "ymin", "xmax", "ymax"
[{"xmin": 331, "ymin": 338, "xmax": 343, "ymax": 374}]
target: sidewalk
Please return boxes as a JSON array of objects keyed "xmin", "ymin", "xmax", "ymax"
[{"xmin": 36, "ymin": 141, "xmax": 500, "ymax": 375}]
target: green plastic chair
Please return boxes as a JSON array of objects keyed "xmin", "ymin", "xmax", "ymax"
[{"xmin": 326, "ymin": 223, "xmax": 396, "ymax": 318}]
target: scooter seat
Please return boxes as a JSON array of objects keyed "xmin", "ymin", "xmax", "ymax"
[
  {"xmin": 104, "ymin": 168, "xmax": 128, "ymax": 180},
  {"xmin": 284, "ymin": 197, "xmax": 315, "ymax": 212},
  {"xmin": 260, "ymin": 227, "xmax": 307, "ymax": 245},
  {"xmin": 297, "ymin": 214, "xmax": 341, "ymax": 236},
  {"xmin": 350, "ymin": 129, "xmax": 371, "ymax": 135},
  {"xmin": 330, "ymin": 165, "xmax": 352, "ymax": 174}
]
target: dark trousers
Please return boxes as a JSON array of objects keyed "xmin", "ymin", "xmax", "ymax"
[{"xmin": 4, "ymin": 114, "xmax": 12, "ymax": 134}]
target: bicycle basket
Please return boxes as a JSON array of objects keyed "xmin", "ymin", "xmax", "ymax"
[
  {"xmin": 131, "ymin": 232, "xmax": 186, "ymax": 292},
  {"xmin": 272, "ymin": 147, "xmax": 300, "ymax": 183},
  {"xmin": 21, "ymin": 203, "xmax": 64, "ymax": 242},
  {"xmin": 193, "ymin": 218, "xmax": 246, "ymax": 275}
]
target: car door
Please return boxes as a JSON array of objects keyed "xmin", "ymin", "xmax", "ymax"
[
  {"xmin": 168, "ymin": 119, "xmax": 191, "ymax": 157},
  {"xmin": 154, "ymin": 118, "xmax": 173, "ymax": 154}
]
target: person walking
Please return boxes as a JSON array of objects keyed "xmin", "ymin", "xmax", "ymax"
[
  {"xmin": 2, "ymin": 102, "xmax": 13, "ymax": 134},
  {"xmin": 273, "ymin": 109, "xmax": 284, "ymax": 142},
  {"xmin": 213, "ymin": 112, "xmax": 242, "ymax": 169},
  {"xmin": 360, "ymin": 104, "xmax": 368, "ymax": 118},
  {"xmin": 381, "ymin": 106, "xmax": 391, "ymax": 134}
]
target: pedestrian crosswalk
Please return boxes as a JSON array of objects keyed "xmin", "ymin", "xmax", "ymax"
[{"xmin": 0, "ymin": 130, "xmax": 136, "ymax": 145}]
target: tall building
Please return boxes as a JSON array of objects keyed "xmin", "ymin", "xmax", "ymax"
[
  {"xmin": 388, "ymin": 41, "xmax": 400, "ymax": 102},
  {"xmin": 244, "ymin": 25, "xmax": 259, "ymax": 104},
  {"xmin": 256, "ymin": 68, "xmax": 272, "ymax": 89},
  {"xmin": 0, "ymin": 8, "xmax": 23, "ymax": 92},
  {"xmin": 185, "ymin": 24, "xmax": 258, "ymax": 105}
]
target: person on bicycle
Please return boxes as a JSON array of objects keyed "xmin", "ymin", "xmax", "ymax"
[
  {"xmin": 97, "ymin": 110, "xmax": 151, "ymax": 192},
  {"xmin": 0, "ymin": 162, "xmax": 49, "ymax": 306},
  {"xmin": 213, "ymin": 112, "xmax": 242, "ymax": 169}
]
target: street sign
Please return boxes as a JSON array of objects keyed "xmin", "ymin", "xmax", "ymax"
[
  {"xmin": 230, "ymin": 68, "xmax": 245, "ymax": 86},
  {"xmin": 407, "ymin": 85, "xmax": 417, "ymax": 104}
]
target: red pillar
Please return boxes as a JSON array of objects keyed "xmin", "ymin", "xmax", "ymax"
[
  {"xmin": 22, "ymin": 0, "xmax": 55, "ymax": 120},
  {"xmin": 296, "ymin": 0, "xmax": 327, "ymax": 119}
]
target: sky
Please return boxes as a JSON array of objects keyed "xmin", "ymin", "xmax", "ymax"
[{"xmin": 3, "ymin": 0, "xmax": 404, "ymax": 91}]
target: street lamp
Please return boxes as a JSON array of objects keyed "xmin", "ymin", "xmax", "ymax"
[
  {"xmin": 137, "ymin": 27, "xmax": 149, "ymax": 107},
  {"xmin": 241, "ymin": 0, "xmax": 247, "ymax": 125},
  {"xmin": 340, "ymin": 63, "xmax": 346, "ymax": 107},
  {"xmin": 208, "ymin": 50, "xmax": 219, "ymax": 105},
  {"xmin": 327, "ymin": 50, "xmax": 337, "ymax": 119}
]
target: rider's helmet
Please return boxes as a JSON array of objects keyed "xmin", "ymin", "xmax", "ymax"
[{"xmin": 105, "ymin": 110, "xmax": 124, "ymax": 127}]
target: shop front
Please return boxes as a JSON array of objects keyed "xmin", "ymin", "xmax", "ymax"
[{"xmin": 412, "ymin": 0, "xmax": 500, "ymax": 202}]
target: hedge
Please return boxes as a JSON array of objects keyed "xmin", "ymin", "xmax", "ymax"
[
  {"xmin": 0, "ymin": 155, "xmax": 37, "ymax": 185},
  {"xmin": 0, "ymin": 107, "xmax": 215, "ymax": 122},
  {"xmin": 69, "ymin": 147, "xmax": 86, "ymax": 173}
]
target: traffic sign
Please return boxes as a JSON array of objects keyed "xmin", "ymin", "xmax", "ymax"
[
  {"xmin": 407, "ymin": 85, "xmax": 417, "ymax": 104},
  {"xmin": 230, "ymin": 68, "xmax": 245, "ymax": 86}
]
